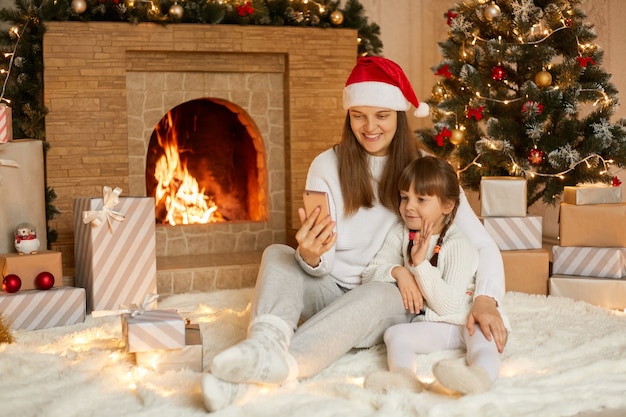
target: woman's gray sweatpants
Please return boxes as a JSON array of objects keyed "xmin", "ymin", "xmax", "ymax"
[{"xmin": 251, "ymin": 244, "xmax": 413, "ymax": 378}]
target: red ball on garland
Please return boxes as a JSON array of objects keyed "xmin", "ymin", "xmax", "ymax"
[
  {"xmin": 491, "ymin": 65, "xmax": 507, "ymax": 81},
  {"xmin": 3, "ymin": 274, "xmax": 22, "ymax": 293},
  {"xmin": 527, "ymin": 148, "xmax": 545, "ymax": 165},
  {"xmin": 35, "ymin": 271, "xmax": 55, "ymax": 290}
]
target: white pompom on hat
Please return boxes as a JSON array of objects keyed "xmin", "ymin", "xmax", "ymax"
[{"xmin": 343, "ymin": 56, "xmax": 430, "ymax": 118}]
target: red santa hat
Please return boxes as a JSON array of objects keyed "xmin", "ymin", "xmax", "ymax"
[{"xmin": 343, "ymin": 56, "xmax": 430, "ymax": 118}]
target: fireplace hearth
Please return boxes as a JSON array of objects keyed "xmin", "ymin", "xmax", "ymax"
[{"xmin": 43, "ymin": 22, "xmax": 357, "ymax": 294}]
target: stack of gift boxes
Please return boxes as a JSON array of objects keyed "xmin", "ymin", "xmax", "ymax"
[
  {"xmin": 0, "ymin": 139, "xmax": 86, "ymax": 330},
  {"xmin": 479, "ymin": 176, "xmax": 550, "ymax": 295},
  {"xmin": 549, "ymin": 184, "xmax": 626, "ymax": 310}
]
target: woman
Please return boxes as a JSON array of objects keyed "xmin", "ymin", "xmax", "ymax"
[{"xmin": 202, "ymin": 56, "xmax": 507, "ymax": 411}]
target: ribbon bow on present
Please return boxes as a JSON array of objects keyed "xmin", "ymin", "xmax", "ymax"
[
  {"xmin": 123, "ymin": 293, "xmax": 160, "ymax": 317},
  {"xmin": 82, "ymin": 186, "xmax": 126, "ymax": 231}
]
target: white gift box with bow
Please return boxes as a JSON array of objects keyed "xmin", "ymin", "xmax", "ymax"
[{"xmin": 73, "ymin": 187, "xmax": 157, "ymax": 313}]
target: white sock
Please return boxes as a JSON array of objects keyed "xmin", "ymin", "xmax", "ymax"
[
  {"xmin": 432, "ymin": 359, "xmax": 491, "ymax": 395},
  {"xmin": 201, "ymin": 373, "xmax": 256, "ymax": 412},
  {"xmin": 364, "ymin": 368, "xmax": 423, "ymax": 394},
  {"xmin": 211, "ymin": 314, "xmax": 298, "ymax": 384}
]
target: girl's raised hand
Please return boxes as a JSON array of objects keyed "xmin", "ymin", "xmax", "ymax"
[
  {"xmin": 295, "ymin": 205, "xmax": 336, "ymax": 267},
  {"xmin": 411, "ymin": 221, "xmax": 433, "ymax": 265}
]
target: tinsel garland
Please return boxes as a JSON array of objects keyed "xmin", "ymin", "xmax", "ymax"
[{"xmin": 0, "ymin": 314, "xmax": 15, "ymax": 344}]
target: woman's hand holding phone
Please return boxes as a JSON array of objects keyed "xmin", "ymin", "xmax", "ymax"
[{"xmin": 296, "ymin": 190, "xmax": 336, "ymax": 266}]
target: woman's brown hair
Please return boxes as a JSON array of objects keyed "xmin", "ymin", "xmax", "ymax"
[{"xmin": 336, "ymin": 111, "xmax": 431, "ymax": 215}]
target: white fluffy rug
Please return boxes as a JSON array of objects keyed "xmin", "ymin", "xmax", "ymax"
[{"xmin": 2, "ymin": 288, "xmax": 626, "ymax": 417}]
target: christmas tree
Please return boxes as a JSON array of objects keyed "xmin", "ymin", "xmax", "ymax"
[{"xmin": 417, "ymin": 0, "xmax": 626, "ymax": 206}]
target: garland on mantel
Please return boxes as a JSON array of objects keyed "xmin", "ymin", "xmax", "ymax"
[{"xmin": 0, "ymin": 0, "xmax": 382, "ymax": 245}]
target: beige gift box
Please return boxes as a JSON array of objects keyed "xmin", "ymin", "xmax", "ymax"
[
  {"xmin": 563, "ymin": 185, "xmax": 622, "ymax": 205},
  {"xmin": 480, "ymin": 176, "xmax": 527, "ymax": 217},
  {"xmin": 549, "ymin": 275, "xmax": 626, "ymax": 310},
  {"xmin": 558, "ymin": 203, "xmax": 626, "ymax": 247},
  {"xmin": 552, "ymin": 246, "xmax": 626, "ymax": 279},
  {"xmin": 122, "ymin": 309, "xmax": 186, "ymax": 353},
  {"xmin": 501, "ymin": 249, "xmax": 550, "ymax": 295},
  {"xmin": 0, "ymin": 250, "xmax": 63, "ymax": 290},
  {"xmin": 481, "ymin": 216, "xmax": 542, "ymax": 250},
  {"xmin": 135, "ymin": 324, "xmax": 203, "ymax": 372}
]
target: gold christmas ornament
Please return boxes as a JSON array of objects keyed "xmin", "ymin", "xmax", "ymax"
[
  {"xmin": 432, "ymin": 83, "xmax": 445, "ymax": 99},
  {"xmin": 484, "ymin": 3, "xmax": 501, "ymax": 21},
  {"xmin": 71, "ymin": 0, "xmax": 87, "ymax": 14},
  {"xmin": 535, "ymin": 70, "xmax": 553, "ymax": 88},
  {"xmin": 330, "ymin": 10, "xmax": 344, "ymax": 26},
  {"xmin": 169, "ymin": 3, "xmax": 184, "ymax": 19},
  {"xmin": 450, "ymin": 129, "xmax": 465, "ymax": 145}
]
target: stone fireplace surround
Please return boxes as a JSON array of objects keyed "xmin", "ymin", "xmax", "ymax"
[{"xmin": 43, "ymin": 22, "xmax": 357, "ymax": 294}]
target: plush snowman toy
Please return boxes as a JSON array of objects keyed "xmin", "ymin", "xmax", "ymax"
[{"xmin": 14, "ymin": 222, "xmax": 40, "ymax": 255}]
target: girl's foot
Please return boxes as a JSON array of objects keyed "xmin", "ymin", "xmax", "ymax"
[{"xmin": 432, "ymin": 359, "xmax": 491, "ymax": 395}]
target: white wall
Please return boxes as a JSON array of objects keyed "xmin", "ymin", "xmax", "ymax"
[{"xmin": 359, "ymin": 0, "xmax": 626, "ymax": 240}]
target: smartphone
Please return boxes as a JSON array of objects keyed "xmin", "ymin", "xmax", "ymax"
[{"xmin": 303, "ymin": 190, "xmax": 331, "ymax": 226}]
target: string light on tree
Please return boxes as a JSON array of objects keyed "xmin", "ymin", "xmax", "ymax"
[{"xmin": 330, "ymin": 10, "xmax": 343, "ymax": 25}]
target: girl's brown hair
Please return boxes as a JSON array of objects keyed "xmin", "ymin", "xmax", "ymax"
[
  {"xmin": 399, "ymin": 156, "xmax": 460, "ymax": 267},
  {"xmin": 336, "ymin": 111, "xmax": 431, "ymax": 215}
]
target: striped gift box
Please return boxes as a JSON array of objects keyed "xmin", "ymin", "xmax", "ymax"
[
  {"xmin": 122, "ymin": 309, "xmax": 186, "ymax": 353},
  {"xmin": 0, "ymin": 287, "xmax": 86, "ymax": 330},
  {"xmin": 552, "ymin": 246, "xmax": 626, "ymax": 279},
  {"xmin": 0, "ymin": 104, "xmax": 12, "ymax": 143},
  {"xmin": 73, "ymin": 193, "xmax": 157, "ymax": 313},
  {"xmin": 480, "ymin": 216, "xmax": 542, "ymax": 250},
  {"xmin": 135, "ymin": 324, "xmax": 203, "ymax": 372}
]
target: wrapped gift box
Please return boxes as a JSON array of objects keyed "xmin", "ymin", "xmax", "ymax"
[
  {"xmin": 549, "ymin": 275, "xmax": 626, "ymax": 310},
  {"xmin": 73, "ymin": 188, "xmax": 157, "ymax": 313},
  {"xmin": 559, "ymin": 203, "xmax": 626, "ymax": 247},
  {"xmin": 0, "ymin": 287, "xmax": 86, "ymax": 330},
  {"xmin": 0, "ymin": 104, "xmax": 12, "ymax": 143},
  {"xmin": 0, "ymin": 140, "xmax": 47, "ymax": 253},
  {"xmin": 563, "ymin": 185, "xmax": 622, "ymax": 205},
  {"xmin": 122, "ymin": 309, "xmax": 186, "ymax": 353},
  {"xmin": 481, "ymin": 216, "xmax": 542, "ymax": 250},
  {"xmin": 135, "ymin": 324, "xmax": 203, "ymax": 372},
  {"xmin": 0, "ymin": 250, "xmax": 63, "ymax": 290},
  {"xmin": 501, "ymin": 249, "xmax": 549, "ymax": 295},
  {"xmin": 552, "ymin": 246, "xmax": 626, "ymax": 279},
  {"xmin": 480, "ymin": 176, "xmax": 527, "ymax": 217}
]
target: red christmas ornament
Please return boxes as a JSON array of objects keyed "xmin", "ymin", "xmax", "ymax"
[
  {"xmin": 576, "ymin": 57, "xmax": 596, "ymax": 67},
  {"xmin": 435, "ymin": 127, "xmax": 452, "ymax": 147},
  {"xmin": 446, "ymin": 10, "xmax": 458, "ymax": 26},
  {"xmin": 35, "ymin": 271, "xmax": 55, "ymax": 290},
  {"xmin": 3, "ymin": 274, "xmax": 22, "ymax": 293},
  {"xmin": 491, "ymin": 65, "xmax": 507, "ymax": 81},
  {"xmin": 613, "ymin": 176, "xmax": 623, "ymax": 187},
  {"xmin": 435, "ymin": 64, "xmax": 452, "ymax": 79},
  {"xmin": 527, "ymin": 148, "xmax": 545, "ymax": 165}
]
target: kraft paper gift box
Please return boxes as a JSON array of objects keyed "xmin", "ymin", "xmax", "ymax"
[
  {"xmin": 135, "ymin": 324, "xmax": 203, "ymax": 372},
  {"xmin": 122, "ymin": 309, "xmax": 186, "ymax": 353},
  {"xmin": 549, "ymin": 275, "xmax": 626, "ymax": 310},
  {"xmin": 0, "ymin": 139, "xmax": 47, "ymax": 253},
  {"xmin": 73, "ymin": 187, "xmax": 157, "ymax": 313},
  {"xmin": 558, "ymin": 203, "xmax": 626, "ymax": 247},
  {"xmin": 0, "ymin": 287, "xmax": 86, "ymax": 330},
  {"xmin": 0, "ymin": 104, "xmax": 12, "ymax": 143},
  {"xmin": 552, "ymin": 246, "xmax": 626, "ymax": 279},
  {"xmin": 563, "ymin": 185, "xmax": 622, "ymax": 205},
  {"xmin": 501, "ymin": 249, "xmax": 550, "ymax": 295},
  {"xmin": 0, "ymin": 250, "xmax": 63, "ymax": 290},
  {"xmin": 480, "ymin": 216, "xmax": 542, "ymax": 250},
  {"xmin": 480, "ymin": 176, "xmax": 527, "ymax": 217}
]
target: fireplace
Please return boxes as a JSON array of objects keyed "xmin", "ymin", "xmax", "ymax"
[{"xmin": 42, "ymin": 22, "xmax": 358, "ymax": 292}]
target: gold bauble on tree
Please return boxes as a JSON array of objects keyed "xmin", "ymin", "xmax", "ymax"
[
  {"xmin": 71, "ymin": 0, "xmax": 87, "ymax": 14},
  {"xmin": 432, "ymin": 83, "xmax": 445, "ymax": 99},
  {"xmin": 484, "ymin": 3, "xmax": 501, "ymax": 21},
  {"xmin": 330, "ymin": 10, "xmax": 344, "ymax": 26},
  {"xmin": 169, "ymin": 3, "xmax": 184, "ymax": 19},
  {"xmin": 450, "ymin": 129, "xmax": 465, "ymax": 145},
  {"xmin": 535, "ymin": 70, "xmax": 553, "ymax": 88}
]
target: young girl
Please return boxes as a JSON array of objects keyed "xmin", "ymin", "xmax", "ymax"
[{"xmin": 363, "ymin": 156, "xmax": 508, "ymax": 395}]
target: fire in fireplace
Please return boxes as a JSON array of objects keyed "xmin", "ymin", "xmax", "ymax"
[{"xmin": 145, "ymin": 98, "xmax": 268, "ymax": 225}]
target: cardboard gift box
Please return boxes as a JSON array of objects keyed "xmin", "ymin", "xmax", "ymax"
[
  {"xmin": 558, "ymin": 203, "xmax": 626, "ymax": 247},
  {"xmin": 73, "ymin": 187, "xmax": 157, "ymax": 313},
  {"xmin": 122, "ymin": 309, "xmax": 186, "ymax": 353},
  {"xmin": 135, "ymin": 324, "xmax": 203, "ymax": 372},
  {"xmin": 0, "ymin": 250, "xmax": 63, "ymax": 290},
  {"xmin": 0, "ymin": 287, "xmax": 86, "ymax": 330},
  {"xmin": 552, "ymin": 246, "xmax": 626, "ymax": 279},
  {"xmin": 501, "ymin": 249, "xmax": 550, "ymax": 295},
  {"xmin": 0, "ymin": 139, "xmax": 47, "ymax": 253},
  {"xmin": 563, "ymin": 185, "xmax": 622, "ymax": 205},
  {"xmin": 0, "ymin": 104, "xmax": 12, "ymax": 143},
  {"xmin": 549, "ymin": 275, "xmax": 626, "ymax": 310},
  {"xmin": 480, "ymin": 176, "xmax": 527, "ymax": 217},
  {"xmin": 481, "ymin": 216, "xmax": 542, "ymax": 250}
]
